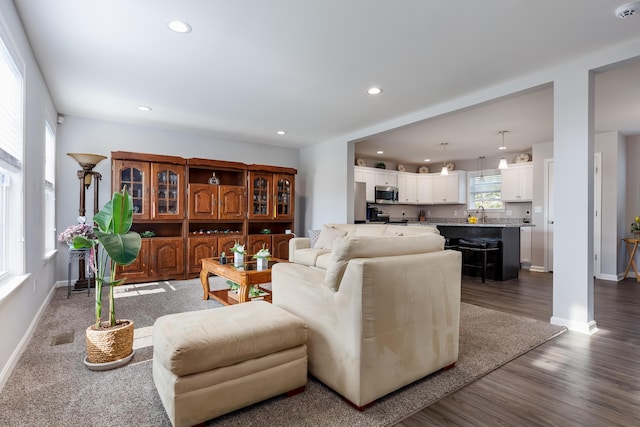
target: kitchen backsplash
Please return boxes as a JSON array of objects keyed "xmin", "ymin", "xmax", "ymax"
[{"xmin": 377, "ymin": 202, "xmax": 532, "ymax": 223}]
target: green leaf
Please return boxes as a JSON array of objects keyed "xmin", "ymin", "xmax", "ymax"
[
  {"xmin": 98, "ymin": 232, "xmax": 142, "ymax": 266},
  {"xmin": 72, "ymin": 235, "xmax": 97, "ymax": 249}
]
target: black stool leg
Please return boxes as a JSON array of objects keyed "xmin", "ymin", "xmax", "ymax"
[{"xmin": 482, "ymin": 250, "xmax": 487, "ymax": 283}]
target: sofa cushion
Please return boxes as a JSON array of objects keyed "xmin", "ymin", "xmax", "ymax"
[
  {"xmin": 293, "ymin": 248, "xmax": 329, "ymax": 267},
  {"xmin": 315, "ymin": 252, "xmax": 333, "ymax": 269},
  {"xmin": 314, "ymin": 225, "xmax": 347, "ymax": 250},
  {"xmin": 384, "ymin": 225, "xmax": 438, "ymax": 236},
  {"xmin": 308, "ymin": 229, "xmax": 321, "ymax": 247},
  {"xmin": 324, "ymin": 234, "xmax": 445, "ymax": 290}
]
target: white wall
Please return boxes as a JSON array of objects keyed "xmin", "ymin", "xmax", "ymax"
[
  {"xmin": 55, "ymin": 115, "xmax": 300, "ymax": 281},
  {"xmin": 0, "ymin": 0, "xmax": 59, "ymax": 390},
  {"xmin": 299, "ymin": 139, "xmax": 349, "ymax": 231}
]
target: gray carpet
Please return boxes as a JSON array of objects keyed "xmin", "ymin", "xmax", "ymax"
[{"xmin": 0, "ymin": 278, "xmax": 566, "ymax": 427}]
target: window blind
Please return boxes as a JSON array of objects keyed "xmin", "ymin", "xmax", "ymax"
[{"xmin": 0, "ymin": 34, "xmax": 23, "ymax": 169}]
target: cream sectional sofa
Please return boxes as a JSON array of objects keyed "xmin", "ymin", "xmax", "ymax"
[
  {"xmin": 271, "ymin": 223, "xmax": 461, "ymax": 408},
  {"xmin": 289, "ymin": 223, "xmax": 440, "ymax": 270}
]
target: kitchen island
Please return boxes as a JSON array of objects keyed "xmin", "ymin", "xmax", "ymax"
[{"xmin": 431, "ymin": 223, "xmax": 528, "ymax": 281}]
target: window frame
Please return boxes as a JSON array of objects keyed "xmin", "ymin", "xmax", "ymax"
[
  {"xmin": 44, "ymin": 120, "xmax": 56, "ymax": 255},
  {"xmin": 467, "ymin": 168, "xmax": 505, "ymax": 212},
  {"xmin": 0, "ymin": 19, "xmax": 26, "ymax": 282}
]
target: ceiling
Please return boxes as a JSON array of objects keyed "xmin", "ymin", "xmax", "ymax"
[{"xmin": 12, "ymin": 0, "xmax": 640, "ymax": 161}]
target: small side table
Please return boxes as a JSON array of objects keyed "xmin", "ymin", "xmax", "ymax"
[
  {"xmin": 68, "ymin": 248, "xmax": 93, "ymax": 298},
  {"xmin": 622, "ymin": 238, "xmax": 640, "ymax": 282}
]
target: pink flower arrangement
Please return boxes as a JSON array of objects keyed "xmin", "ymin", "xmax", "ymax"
[{"xmin": 58, "ymin": 223, "xmax": 96, "ymax": 246}]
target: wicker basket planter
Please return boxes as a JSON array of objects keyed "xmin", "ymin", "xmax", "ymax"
[{"xmin": 85, "ymin": 319, "xmax": 134, "ymax": 366}]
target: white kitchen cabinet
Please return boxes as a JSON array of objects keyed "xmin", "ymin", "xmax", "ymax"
[
  {"xmin": 374, "ymin": 169, "xmax": 397, "ymax": 187},
  {"xmin": 431, "ymin": 171, "xmax": 466, "ymax": 204},
  {"xmin": 397, "ymin": 172, "xmax": 417, "ymax": 203},
  {"xmin": 501, "ymin": 163, "xmax": 533, "ymax": 202},
  {"xmin": 520, "ymin": 226, "xmax": 532, "ymax": 266},
  {"xmin": 354, "ymin": 166, "xmax": 376, "ymax": 202},
  {"xmin": 416, "ymin": 174, "xmax": 433, "ymax": 204}
]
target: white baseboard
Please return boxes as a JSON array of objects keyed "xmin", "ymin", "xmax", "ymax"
[
  {"xmin": 529, "ymin": 265, "xmax": 546, "ymax": 273},
  {"xmin": 0, "ymin": 284, "xmax": 57, "ymax": 392},
  {"xmin": 550, "ymin": 316, "xmax": 598, "ymax": 335},
  {"xmin": 596, "ymin": 273, "xmax": 621, "ymax": 282}
]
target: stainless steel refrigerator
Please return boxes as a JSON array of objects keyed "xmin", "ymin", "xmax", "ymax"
[{"xmin": 354, "ymin": 181, "xmax": 366, "ymax": 223}]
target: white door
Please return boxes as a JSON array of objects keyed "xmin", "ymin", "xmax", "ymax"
[
  {"xmin": 593, "ymin": 153, "xmax": 602, "ymax": 278},
  {"xmin": 545, "ymin": 154, "xmax": 602, "ymax": 275},
  {"xmin": 546, "ymin": 160, "xmax": 554, "ymax": 272}
]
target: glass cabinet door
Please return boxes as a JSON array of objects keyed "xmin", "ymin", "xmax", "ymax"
[
  {"xmin": 249, "ymin": 172, "xmax": 272, "ymax": 219},
  {"xmin": 151, "ymin": 163, "xmax": 184, "ymax": 219},
  {"xmin": 275, "ymin": 174, "xmax": 294, "ymax": 219},
  {"xmin": 113, "ymin": 160, "xmax": 150, "ymax": 220}
]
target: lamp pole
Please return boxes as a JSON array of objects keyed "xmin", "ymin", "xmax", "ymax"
[{"xmin": 68, "ymin": 153, "xmax": 106, "ymax": 289}]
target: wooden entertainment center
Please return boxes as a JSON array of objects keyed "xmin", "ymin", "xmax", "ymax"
[{"xmin": 111, "ymin": 151, "xmax": 296, "ymax": 284}]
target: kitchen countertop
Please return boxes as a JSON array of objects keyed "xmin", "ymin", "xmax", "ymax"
[{"xmin": 407, "ymin": 222, "xmax": 534, "ymax": 228}]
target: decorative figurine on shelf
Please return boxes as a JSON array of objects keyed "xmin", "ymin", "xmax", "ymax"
[
  {"xmin": 220, "ymin": 252, "xmax": 227, "ymax": 264},
  {"xmin": 208, "ymin": 172, "xmax": 220, "ymax": 185}
]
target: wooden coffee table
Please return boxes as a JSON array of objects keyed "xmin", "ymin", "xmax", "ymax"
[{"xmin": 199, "ymin": 258, "xmax": 285, "ymax": 305}]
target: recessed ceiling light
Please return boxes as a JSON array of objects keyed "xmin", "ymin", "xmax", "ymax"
[
  {"xmin": 276, "ymin": 130, "xmax": 286, "ymax": 135},
  {"xmin": 424, "ymin": 158, "xmax": 431, "ymax": 162},
  {"xmin": 377, "ymin": 150, "xmax": 384, "ymax": 154},
  {"xmin": 137, "ymin": 106, "xmax": 152, "ymax": 112},
  {"xmin": 367, "ymin": 87, "xmax": 383, "ymax": 95},
  {"xmin": 615, "ymin": 2, "xmax": 640, "ymax": 18},
  {"xmin": 168, "ymin": 20, "xmax": 192, "ymax": 33}
]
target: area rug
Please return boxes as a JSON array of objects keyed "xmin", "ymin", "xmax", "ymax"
[{"xmin": 0, "ymin": 278, "xmax": 566, "ymax": 427}]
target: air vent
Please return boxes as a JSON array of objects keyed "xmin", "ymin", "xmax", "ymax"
[
  {"xmin": 50, "ymin": 332, "xmax": 74, "ymax": 346},
  {"xmin": 615, "ymin": 2, "xmax": 640, "ymax": 18}
]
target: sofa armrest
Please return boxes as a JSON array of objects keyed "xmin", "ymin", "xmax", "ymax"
[{"xmin": 288, "ymin": 237, "xmax": 311, "ymax": 262}]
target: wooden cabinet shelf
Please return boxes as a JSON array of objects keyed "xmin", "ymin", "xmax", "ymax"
[{"xmin": 112, "ymin": 151, "xmax": 296, "ymax": 283}]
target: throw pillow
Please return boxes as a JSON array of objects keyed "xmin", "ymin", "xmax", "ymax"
[
  {"xmin": 308, "ymin": 229, "xmax": 321, "ymax": 247},
  {"xmin": 313, "ymin": 225, "xmax": 347, "ymax": 251}
]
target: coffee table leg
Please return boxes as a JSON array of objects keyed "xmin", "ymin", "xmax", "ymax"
[
  {"xmin": 238, "ymin": 282, "xmax": 250, "ymax": 303},
  {"xmin": 200, "ymin": 268, "xmax": 210, "ymax": 300}
]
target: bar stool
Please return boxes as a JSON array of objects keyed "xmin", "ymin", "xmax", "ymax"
[
  {"xmin": 444, "ymin": 237, "xmax": 460, "ymax": 250},
  {"xmin": 458, "ymin": 238, "xmax": 500, "ymax": 283}
]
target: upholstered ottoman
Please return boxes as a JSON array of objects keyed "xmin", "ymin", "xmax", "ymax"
[{"xmin": 152, "ymin": 301, "xmax": 307, "ymax": 427}]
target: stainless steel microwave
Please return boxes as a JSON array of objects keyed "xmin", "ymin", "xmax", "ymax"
[{"xmin": 375, "ymin": 185, "xmax": 398, "ymax": 204}]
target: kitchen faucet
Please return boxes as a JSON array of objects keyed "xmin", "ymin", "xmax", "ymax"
[{"xmin": 476, "ymin": 205, "xmax": 487, "ymax": 224}]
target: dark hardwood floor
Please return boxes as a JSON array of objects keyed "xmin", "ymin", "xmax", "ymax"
[{"xmin": 395, "ymin": 270, "xmax": 640, "ymax": 426}]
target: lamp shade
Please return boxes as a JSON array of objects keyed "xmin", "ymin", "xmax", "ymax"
[
  {"xmin": 67, "ymin": 153, "xmax": 107, "ymax": 171},
  {"xmin": 498, "ymin": 158, "xmax": 508, "ymax": 169},
  {"xmin": 440, "ymin": 165, "xmax": 449, "ymax": 176}
]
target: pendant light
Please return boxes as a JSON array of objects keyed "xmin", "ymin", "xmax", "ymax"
[
  {"xmin": 497, "ymin": 131, "xmax": 508, "ymax": 169},
  {"xmin": 440, "ymin": 142, "xmax": 449, "ymax": 176},
  {"xmin": 478, "ymin": 156, "xmax": 485, "ymax": 177}
]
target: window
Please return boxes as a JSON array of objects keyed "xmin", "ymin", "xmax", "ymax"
[
  {"xmin": 44, "ymin": 121, "xmax": 56, "ymax": 253},
  {"xmin": 0, "ymin": 25, "xmax": 25, "ymax": 279},
  {"xmin": 467, "ymin": 169, "xmax": 504, "ymax": 211}
]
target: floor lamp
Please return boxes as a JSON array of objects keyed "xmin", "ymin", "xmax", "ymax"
[{"xmin": 67, "ymin": 153, "xmax": 107, "ymax": 288}]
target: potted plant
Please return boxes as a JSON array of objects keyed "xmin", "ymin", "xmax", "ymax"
[
  {"xmin": 252, "ymin": 245, "xmax": 271, "ymax": 270},
  {"xmin": 72, "ymin": 188, "xmax": 142, "ymax": 370},
  {"xmin": 58, "ymin": 217, "xmax": 96, "ymax": 248},
  {"xmin": 632, "ymin": 216, "xmax": 640, "ymax": 237},
  {"xmin": 230, "ymin": 241, "xmax": 246, "ymax": 266}
]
